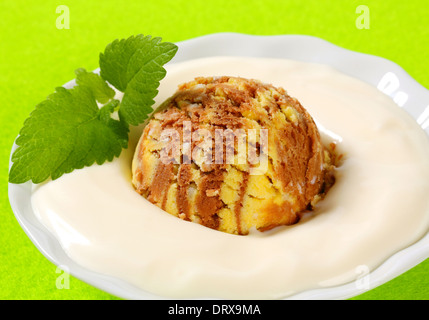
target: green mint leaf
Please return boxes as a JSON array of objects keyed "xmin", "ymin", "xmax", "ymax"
[
  {"xmin": 75, "ymin": 68, "xmax": 116, "ymax": 104},
  {"xmin": 9, "ymin": 85, "xmax": 129, "ymax": 184},
  {"xmin": 9, "ymin": 34, "xmax": 177, "ymax": 184},
  {"xmin": 98, "ymin": 99, "xmax": 129, "ymax": 146},
  {"xmin": 99, "ymin": 34, "xmax": 178, "ymax": 125}
]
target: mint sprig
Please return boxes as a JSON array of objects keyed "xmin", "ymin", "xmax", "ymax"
[
  {"xmin": 9, "ymin": 34, "xmax": 178, "ymax": 184},
  {"xmin": 100, "ymin": 34, "xmax": 178, "ymax": 125},
  {"xmin": 75, "ymin": 68, "xmax": 116, "ymax": 104}
]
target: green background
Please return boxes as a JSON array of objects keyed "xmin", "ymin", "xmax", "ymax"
[{"xmin": 1, "ymin": 0, "xmax": 428, "ymax": 300}]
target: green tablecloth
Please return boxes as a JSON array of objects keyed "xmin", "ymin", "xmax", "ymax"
[{"xmin": 1, "ymin": 0, "xmax": 428, "ymax": 300}]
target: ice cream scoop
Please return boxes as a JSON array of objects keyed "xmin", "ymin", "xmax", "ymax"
[{"xmin": 132, "ymin": 76, "xmax": 335, "ymax": 235}]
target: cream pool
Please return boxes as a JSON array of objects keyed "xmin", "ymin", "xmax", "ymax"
[{"xmin": 31, "ymin": 56, "xmax": 429, "ymax": 299}]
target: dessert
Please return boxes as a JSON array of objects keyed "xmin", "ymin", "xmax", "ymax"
[
  {"xmin": 11, "ymin": 31, "xmax": 429, "ymax": 301},
  {"xmin": 30, "ymin": 56, "xmax": 429, "ymax": 299},
  {"xmin": 132, "ymin": 76, "xmax": 336, "ymax": 235}
]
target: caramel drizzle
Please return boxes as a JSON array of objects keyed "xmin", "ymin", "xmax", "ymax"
[
  {"xmin": 147, "ymin": 162, "xmax": 174, "ymax": 210},
  {"xmin": 195, "ymin": 168, "xmax": 224, "ymax": 230},
  {"xmin": 176, "ymin": 164, "xmax": 191, "ymax": 220},
  {"xmin": 234, "ymin": 171, "xmax": 249, "ymax": 235}
]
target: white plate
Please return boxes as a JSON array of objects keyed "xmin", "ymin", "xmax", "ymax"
[{"xmin": 8, "ymin": 33, "xmax": 429, "ymax": 300}]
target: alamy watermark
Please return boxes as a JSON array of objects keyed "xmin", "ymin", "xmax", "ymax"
[
  {"xmin": 56, "ymin": 265, "xmax": 70, "ymax": 289},
  {"xmin": 56, "ymin": 5, "xmax": 70, "ymax": 29},
  {"xmin": 377, "ymin": 71, "xmax": 429, "ymax": 131},
  {"xmin": 158, "ymin": 121, "xmax": 269, "ymax": 175},
  {"xmin": 355, "ymin": 264, "xmax": 371, "ymax": 290},
  {"xmin": 356, "ymin": 5, "xmax": 370, "ymax": 29}
]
